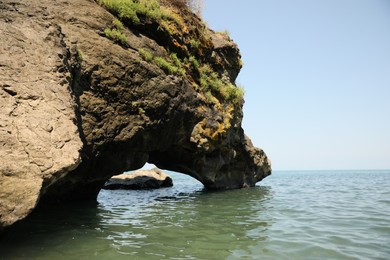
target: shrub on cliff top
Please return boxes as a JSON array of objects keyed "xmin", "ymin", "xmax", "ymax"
[{"xmin": 99, "ymin": 0, "xmax": 182, "ymax": 25}]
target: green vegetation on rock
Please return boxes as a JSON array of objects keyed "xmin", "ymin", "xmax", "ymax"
[
  {"xmin": 138, "ymin": 48, "xmax": 153, "ymax": 62},
  {"xmin": 154, "ymin": 56, "xmax": 184, "ymax": 76},
  {"xmin": 76, "ymin": 49, "xmax": 83, "ymax": 62},
  {"xmin": 100, "ymin": 0, "xmax": 244, "ymax": 106},
  {"xmin": 198, "ymin": 64, "xmax": 244, "ymax": 105},
  {"xmin": 98, "ymin": 0, "xmax": 181, "ymax": 26},
  {"xmin": 104, "ymin": 18, "xmax": 127, "ymax": 44},
  {"xmin": 138, "ymin": 48, "xmax": 185, "ymax": 76}
]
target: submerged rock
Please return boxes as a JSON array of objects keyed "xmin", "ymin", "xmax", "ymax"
[
  {"xmin": 0, "ymin": 0, "xmax": 271, "ymax": 230},
  {"xmin": 103, "ymin": 168, "xmax": 173, "ymax": 190}
]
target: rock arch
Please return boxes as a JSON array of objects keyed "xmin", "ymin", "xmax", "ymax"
[{"xmin": 0, "ymin": 0, "xmax": 271, "ymax": 230}]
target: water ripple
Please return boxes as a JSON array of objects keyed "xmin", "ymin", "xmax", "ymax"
[{"xmin": 0, "ymin": 170, "xmax": 389, "ymax": 259}]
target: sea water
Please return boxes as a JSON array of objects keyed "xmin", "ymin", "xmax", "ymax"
[{"xmin": 0, "ymin": 170, "xmax": 389, "ymax": 259}]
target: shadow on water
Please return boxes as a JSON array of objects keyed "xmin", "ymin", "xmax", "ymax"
[
  {"xmin": 0, "ymin": 200, "xmax": 106, "ymax": 258},
  {"xmin": 0, "ymin": 181, "xmax": 274, "ymax": 259}
]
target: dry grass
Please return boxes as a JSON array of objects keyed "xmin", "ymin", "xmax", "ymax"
[{"xmin": 160, "ymin": 0, "xmax": 203, "ymax": 16}]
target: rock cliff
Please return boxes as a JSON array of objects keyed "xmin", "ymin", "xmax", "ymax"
[{"xmin": 0, "ymin": 0, "xmax": 271, "ymax": 230}]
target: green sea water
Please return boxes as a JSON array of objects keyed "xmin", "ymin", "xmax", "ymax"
[{"xmin": 1, "ymin": 170, "xmax": 389, "ymax": 259}]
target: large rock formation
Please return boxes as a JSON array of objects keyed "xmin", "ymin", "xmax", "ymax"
[{"xmin": 0, "ymin": 0, "xmax": 271, "ymax": 230}]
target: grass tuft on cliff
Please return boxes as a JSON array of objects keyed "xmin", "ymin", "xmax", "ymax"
[
  {"xmin": 198, "ymin": 64, "xmax": 244, "ymax": 105},
  {"xmin": 104, "ymin": 18, "xmax": 127, "ymax": 44},
  {"xmin": 138, "ymin": 48, "xmax": 185, "ymax": 76}
]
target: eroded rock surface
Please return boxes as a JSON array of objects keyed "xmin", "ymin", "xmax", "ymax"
[
  {"xmin": 103, "ymin": 168, "xmax": 173, "ymax": 190},
  {"xmin": 0, "ymin": 0, "xmax": 271, "ymax": 230},
  {"xmin": 0, "ymin": 0, "xmax": 82, "ymax": 229}
]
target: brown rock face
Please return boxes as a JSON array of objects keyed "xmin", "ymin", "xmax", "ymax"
[
  {"xmin": 0, "ymin": 0, "xmax": 271, "ymax": 230},
  {"xmin": 0, "ymin": 0, "xmax": 82, "ymax": 229},
  {"xmin": 102, "ymin": 168, "xmax": 173, "ymax": 190}
]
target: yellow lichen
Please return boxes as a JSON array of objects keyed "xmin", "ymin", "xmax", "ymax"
[{"xmin": 192, "ymin": 105, "xmax": 234, "ymax": 148}]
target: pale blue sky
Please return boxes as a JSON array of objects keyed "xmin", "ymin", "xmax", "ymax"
[{"xmin": 203, "ymin": 0, "xmax": 390, "ymax": 170}]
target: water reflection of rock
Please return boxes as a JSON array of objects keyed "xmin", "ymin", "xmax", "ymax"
[{"xmin": 97, "ymin": 184, "xmax": 273, "ymax": 259}]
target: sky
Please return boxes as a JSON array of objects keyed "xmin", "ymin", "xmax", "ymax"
[{"xmin": 202, "ymin": 0, "xmax": 390, "ymax": 170}]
